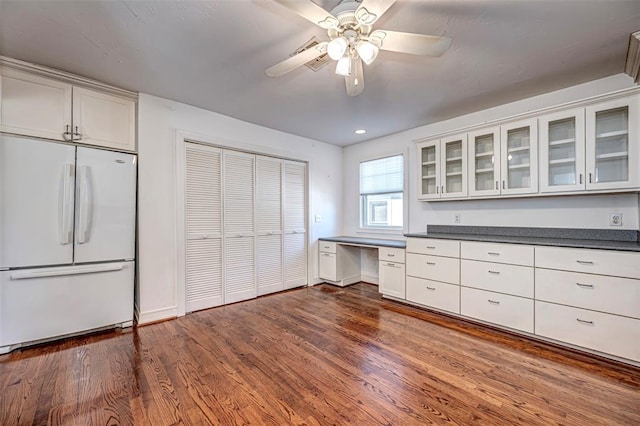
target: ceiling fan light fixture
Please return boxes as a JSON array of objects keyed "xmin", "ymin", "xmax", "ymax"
[
  {"xmin": 336, "ymin": 55, "xmax": 352, "ymax": 76},
  {"xmin": 356, "ymin": 40, "xmax": 379, "ymax": 65},
  {"xmin": 327, "ymin": 37, "xmax": 348, "ymax": 60}
]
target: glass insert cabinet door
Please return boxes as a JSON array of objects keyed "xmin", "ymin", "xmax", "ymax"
[
  {"xmin": 499, "ymin": 118, "xmax": 538, "ymax": 195},
  {"xmin": 539, "ymin": 108, "xmax": 586, "ymax": 193},
  {"xmin": 468, "ymin": 127, "xmax": 500, "ymax": 197},
  {"xmin": 440, "ymin": 134, "xmax": 467, "ymax": 198},
  {"xmin": 585, "ymin": 96, "xmax": 640, "ymax": 190},
  {"xmin": 417, "ymin": 140, "xmax": 440, "ymax": 199}
]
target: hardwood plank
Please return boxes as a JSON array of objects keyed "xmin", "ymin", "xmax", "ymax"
[{"xmin": 1, "ymin": 283, "xmax": 639, "ymax": 425}]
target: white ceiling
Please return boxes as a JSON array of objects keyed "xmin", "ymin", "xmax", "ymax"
[{"xmin": 1, "ymin": 0, "xmax": 639, "ymax": 146}]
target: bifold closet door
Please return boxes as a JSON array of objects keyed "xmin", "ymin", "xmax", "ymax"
[
  {"xmin": 223, "ymin": 150, "xmax": 256, "ymax": 304},
  {"xmin": 283, "ymin": 161, "xmax": 307, "ymax": 289},
  {"xmin": 256, "ymin": 156, "xmax": 283, "ymax": 296},
  {"xmin": 184, "ymin": 143, "xmax": 223, "ymax": 312}
]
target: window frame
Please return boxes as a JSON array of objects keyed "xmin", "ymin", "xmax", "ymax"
[{"xmin": 358, "ymin": 153, "xmax": 406, "ymax": 234}]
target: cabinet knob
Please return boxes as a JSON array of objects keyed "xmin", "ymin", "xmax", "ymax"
[
  {"xmin": 62, "ymin": 125, "xmax": 73, "ymax": 141},
  {"xmin": 73, "ymin": 125, "xmax": 83, "ymax": 141}
]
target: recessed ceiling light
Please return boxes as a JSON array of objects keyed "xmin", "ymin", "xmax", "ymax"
[{"xmin": 355, "ymin": 129, "xmax": 366, "ymax": 134}]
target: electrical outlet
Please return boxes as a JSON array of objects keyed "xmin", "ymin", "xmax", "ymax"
[
  {"xmin": 454, "ymin": 213, "xmax": 461, "ymax": 224},
  {"xmin": 609, "ymin": 213, "xmax": 623, "ymax": 226},
  {"xmin": 314, "ymin": 214, "xmax": 322, "ymax": 223}
]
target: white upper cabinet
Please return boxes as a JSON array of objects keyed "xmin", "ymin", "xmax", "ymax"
[
  {"xmin": 0, "ymin": 67, "xmax": 136, "ymax": 152},
  {"xmin": 72, "ymin": 87, "xmax": 136, "ymax": 152},
  {"xmin": 417, "ymin": 139, "xmax": 440, "ymax": 199},
  {"xmin": 0, "ymin": 68, "xmax": 72, "ymax": 141},
  {"xmin": 539, "ymin": 108, "xmax": 586, "ymax": 193},
  {"xmin": 585, "ymin": 96, "xmax": 639, "ymax": 190},
  {"xmin": 468, "ymin": 127, "xmax": 501, "ymax": 197},
  {"xmin": 500, "ymin": 118, "xmax": 538, "ymax": 195},
  {"xmin": 440, "ymin": 134, "xmax": 468, "ymax": 198},
  {"xmin": 417, "ymin": 134, "xmax": 467, "ymax": 199}
]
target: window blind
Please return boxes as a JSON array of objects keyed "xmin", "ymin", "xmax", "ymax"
[{"xmin": 360, "ymin": 155, "xmax": 404, "ymax": 195}]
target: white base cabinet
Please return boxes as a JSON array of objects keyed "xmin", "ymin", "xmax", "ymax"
[
  {"xmin": 402, "ymin": 237, "xmax": 640, "ymax": 364},
  {"xmin": 319, "ymin": 242, "xmax": 361, "ymax": 287},
  {"xmin": 378, "ymin": 247, "xmax": 406, "ymax": 299},
  {"xmin": 535, "ymin": 301, "xmax": 640, "ymax": 362}
]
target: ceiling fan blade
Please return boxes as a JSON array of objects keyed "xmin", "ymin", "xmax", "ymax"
[
  {"xmin": 345, "ymin": 58, "xmax": 364, "ymax": 96},
  {"xmin": 273, "ymin": 0, "xmax": 338, "ymax": 29},
  {"xmin": 355, "ymin": 0, "xmax": 397, "ymax": 25},
  {"xmin": 265, "ymin": 42, "xmax": 328, "ymax": 77},
  {"xmin": 370, "ymin": 30, "xmax": 452, "ymax": 56}
]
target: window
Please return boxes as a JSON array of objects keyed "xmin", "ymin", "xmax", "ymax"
[{"xmin": 360, "ymin": 155, "xmax": 403, "ymax": 229}]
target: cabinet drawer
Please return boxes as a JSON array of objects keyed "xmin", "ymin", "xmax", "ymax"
[
  {"xmin": 535, "ymin": 301, "xmax": 640, "ymax": 362},
  {"xmin": 461, "ymin": 260, "xmax": 534, "ymax": 298},
  {"xmin": 461, "ymin": 287, "xmax": 533, "ymax": 333},
  {"xmin": 406, "ymin": 253, "xmax": 460, "ymax": 284},
  {"xmin": 406, "ymin": 276, "xmax": 460, "ymax": 314},
  {"xmin": 379, "ymin": 261, "xmax": 406, "ymax": 299},
  {"xmin": 318, "ymin": 252, "xmax": 337, "ymax": 281},
  {"xmin": 461, "ymin": 241, "xmax": 533, "ymax": 266},
  {"xmin": 379, "ymin": 247, "xmax": 405, "ymax": 264},
  {"xmin": 535, "ymin": 268, "xmax": 640, "ymax": 318},
  {"xmin": 535, "ymin": 246, "xmax": 640, "ymax": 279},
  {"xmin": 319, "ymin": 241, "xmax": 337, "ymax": 253},
  {"xmin": 406, "ymin": 238, "xmax": 459, "ymax": 258}
]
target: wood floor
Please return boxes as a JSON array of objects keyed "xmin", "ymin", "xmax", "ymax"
[{"xmin": 1, "ymin": 283, "xmax": 639, "ymax": 425}]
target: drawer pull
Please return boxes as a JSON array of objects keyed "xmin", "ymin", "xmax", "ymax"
[
  {"xmin": 387, "ymin": 253, "xmax": 395, "ymax": 257},
  {"xmin": 488, "ymin": 299, "xmax": 500, "ymax": 305},
  {"xmin": 426, "ymin": 262, "xmax": 436, "ymax": 265},
  {"xmin": 576, "ymin": 318, "xmax": 594, "ymax": 325},
  {"xmin": 323, "ymin": 245, "xmax": 331, "ymax": 249},
  {"xmin": 426, "ymin": 286, "xmax": 436, "ymax": 291},
  {"xmin": 322, "ymin": 253, "xmax": 332, "ymax": 257},
  {"xmin": 488, "ymin": 252, "xmax": 500, "ymax": 256},
  {"xmin": 576, "ymin": 282, "xmax": 594, "ymax": 289},
  {"xmin": 576, "ymin": 260, "xmax": 594, "ymax": 265},
  {"xmin": 488, "ymin": 270, "xmax": 501, "ymax": 275},
  {"xmin": 426, "ymin": 246, "xmax": 436, "ymax": 249},
  {"xmin": 385, "ymin": 262, "xmax": 398, "ymax": 267}
]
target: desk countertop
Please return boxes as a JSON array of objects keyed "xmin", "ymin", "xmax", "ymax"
[{"xmin": 319, "ymin": 236, "xmax": 406, "ymax": 248}]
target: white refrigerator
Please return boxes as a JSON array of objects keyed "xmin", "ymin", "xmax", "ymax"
[{"xmin": 0, "ymin": 134, "xmax": 136, "ymax": 353}]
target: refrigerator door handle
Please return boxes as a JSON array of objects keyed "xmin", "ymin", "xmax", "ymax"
[
  {"xmin": 59, "ymin": 163, "xmax": 75, "ymax": 245},
  {"xmin": 77, "ymin": 166, "xmax": 93, "ymax": 244},
  {"xmin": 10, "ymin": 263, "xmax": 125, "ymax": 280}
]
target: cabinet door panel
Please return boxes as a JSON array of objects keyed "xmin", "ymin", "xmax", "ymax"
[
  {"xmin": 72, "ymin": 87, "xmax": 135, "ymax": 151},
  {"xmin": 257, "ymin": 234, "xmax": 283, "ymax": 296},
  {"xmin": 585, "ymin": 96, "xmax": 640, "ymax": 190},
  {"xmin": 416, "ymin": 140, "xmax": 441, "ymax": 199},
  {"xmin": 224, "ymin": 236, "xmax": 256, "ymax": 304},
  {"xmin": 440, "ymin": 134, "xmax": 468, "ymax": 198},
  {"xmin": 379, "ymin": 261, "xmax": 405, "ymax": 298},
  {"xmin": 0, "ymin": 68, "xmax": 71, "ymax": 141},
  {"xmin": 539, "ymin": 108, "xmax": 586, "ymax": 193},
  {"xmin": 500, "ymin": 118, "xmax": 538, "ymax": 195},
  {"xmin": 468, "ymin": 127, "xmax": 501, "ymax": 197}
]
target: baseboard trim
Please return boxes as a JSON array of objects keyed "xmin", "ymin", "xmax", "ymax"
[
  {"xmin": 138, "ymin": 306, "xmax": 178, "ymax": 325},
  {"xmin": 361, "ymin": 274, "xmax": 379, "ymax": 285}
]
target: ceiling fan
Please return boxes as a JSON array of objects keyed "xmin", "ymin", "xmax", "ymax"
[{"xmin": 265, "ymin": 0, "xmax": 452, "ymax": 96}]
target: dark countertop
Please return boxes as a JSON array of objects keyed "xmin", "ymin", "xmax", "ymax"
[
  {"xmin": 405, "ymin": 226, "xmax": 640, "ymax": 252},
  {"xmin": 319, "ymin": 236, "xmax": 406, "ymax": 248}
]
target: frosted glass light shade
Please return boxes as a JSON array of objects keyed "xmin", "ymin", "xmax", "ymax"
[
  {"xmin": 336, "ymin": 55, "xmax": 352, "ymax": 76},
  {"xmin": 327, "ymin": 37, "xmax": 348, "ymax": 61},
  {"xmin": 356, "ymin": 40, "xmax": 379, "ymax": 65}
]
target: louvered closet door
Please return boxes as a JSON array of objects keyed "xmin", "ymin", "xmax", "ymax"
[
  {"xmin": 283, "ymin": 161, "xmax": 307, "ymax": 289},
  {"xmin": 223, "ymin": 150, "xmax": 256, "ymax": 304},
  {"xmin": 184, "ymin": 143, "xmax": 223, "ymax": 312},
  {"xmin": 256, "ymin": 156, "xmax": 284, "ymax": 296}
]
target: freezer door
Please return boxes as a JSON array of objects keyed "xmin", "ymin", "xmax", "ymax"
[
  {"xmin": 74, "ymin": 147, "xmax": 136, "ymax": 263},
  {"xmin": 0, "ymin": 262, "xmax": 134, "ymax": 347},
  {"xmin": 0, "ymin": 135, "xmax": 75, "ymax": 268}
]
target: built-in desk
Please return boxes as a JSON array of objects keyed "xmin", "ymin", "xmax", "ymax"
[{"xmin": 318, "ymin": 237, "xmax": 406, "ymax": 296}]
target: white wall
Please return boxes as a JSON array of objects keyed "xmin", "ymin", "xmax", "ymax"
[
  {"xmin": 344, "ymin": 74, "xmax": 640, "ymax": 238},
  {"xmin": 137, "ymin": 94, "xmax": 343, "ymax": 323}
]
